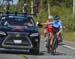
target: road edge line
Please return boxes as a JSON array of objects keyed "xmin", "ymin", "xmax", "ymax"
[{"xmin": 63, "ymin": 45, "xmax": 75, "ymax": 50}]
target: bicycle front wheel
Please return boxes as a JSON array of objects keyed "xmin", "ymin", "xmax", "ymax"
[{"xmin": 51, "ymin": 36, "xmax": 58, "ymax": 55}]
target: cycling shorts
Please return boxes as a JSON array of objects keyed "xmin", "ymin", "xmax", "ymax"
[
  {"xmin": 47, "ymin": 24, "xmax": 53, "ymax": 33},
  {"xmin": 53, "ymin": 27, "xmax": 59, "ymax": 34},
  {"xmin": 47, "ymin": 28, "xmax": 53, "ymax": 33}
]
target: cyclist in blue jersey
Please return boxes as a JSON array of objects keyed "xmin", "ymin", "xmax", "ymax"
[{"xmin": 50, "ymin": 16, "xmax": 63, "ymax": 42}]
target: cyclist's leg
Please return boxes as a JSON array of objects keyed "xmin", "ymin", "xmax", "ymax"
[
  {"xmin": 56, "ymin": 32, "xmax": 60, "ymax": 40},
  {"xmin": 57, "ymin": 35, "xmax": 59, "ymax": 40},
  {"xmin": 47, "ymin": 27, "xmax": 54, "ymax": 46},
  {"xmin": 59, "ymin": 33, "xmax": 63, "ymax": 42},
  {"xmin": 56, "ymin": 33, "xmax": 62, "ymax": 41},
  {"xmin": 50, "ymin": 32, "xmax": 57, "ymax": 55},
  {"xmin": 44, "ymin": 28, "xmax": 48, "ymax": 37},
  {"xmin": 49, "ymin": 32, "xmax": 54, "ymax": 45},
  {"xmin": 47, "ymin": 32, "xmax": 54, "ymax": 52},
  {"xmin": 55, "ymin": 32, "xmax": 61, "ymax": 47}
]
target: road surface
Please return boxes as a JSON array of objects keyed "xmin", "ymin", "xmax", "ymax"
[{"xmin": 0, "ymin": 37, "xmax": 75, "ymax": 59}]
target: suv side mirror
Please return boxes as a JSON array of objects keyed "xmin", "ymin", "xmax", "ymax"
[{"xmin": 36, "ymin": 22, "xmax": 43, "ymax": 28}]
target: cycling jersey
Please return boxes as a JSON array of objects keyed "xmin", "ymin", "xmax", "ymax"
[
  {"xmin": 44, "ymin": 20, "xmax": 50, "ymax": 28},
  {"xmin": 44, "ymin": 20, "xmax": 53, "ymax": 33},
  {"xmin": 50, "ymin": 21, "xmax": 62, "ymax": 28},
  {"xmin": 50, "ymin": 21, "xmax": 62, "ymax": 33},
  {"xmin": 47, "ymin": 24, "xmax": 53, "ymax": 32}
]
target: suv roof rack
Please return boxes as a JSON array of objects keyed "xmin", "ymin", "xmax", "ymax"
[
  {"xmin": 0, "ymin": 12, "xmax": 28, "ymax": 16},
  {"xmin": 0, "ymin": 12, "xmax": 35, "ymax": 17}
]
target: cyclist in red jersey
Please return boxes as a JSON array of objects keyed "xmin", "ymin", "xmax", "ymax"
[{"xmin": 44, "ymin": 16, "xmax": 53, "ymax": 37}]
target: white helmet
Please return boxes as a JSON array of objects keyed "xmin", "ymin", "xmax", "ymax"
[{"xmin": 48, "ymin": 15, "xmax": 53, "ymax": 19}]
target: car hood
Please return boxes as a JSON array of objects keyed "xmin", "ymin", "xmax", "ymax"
[{"xmin": 0, "ymin": 26, "xmax": 39, "ymax": 33}]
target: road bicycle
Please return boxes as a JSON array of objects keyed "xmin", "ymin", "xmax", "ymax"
[{"xmin": 46, "ymin": 33, "xmax": 63, "ymax": 55}]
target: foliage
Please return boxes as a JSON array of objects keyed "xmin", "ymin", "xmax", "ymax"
[
  {"xmin": 0, "ymin": 0, "xmax": 74, "ymax": 32},
  {"xmin": 63, "ymin": 32, "xmax": 75, "ymax": 41}
]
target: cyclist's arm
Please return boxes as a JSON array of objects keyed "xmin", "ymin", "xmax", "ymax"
[
  {"xmin": 58, "ymin": 23, "xmax": 63, "ymax": 33},
  {"xmin": 41, "ymin": 20, "xmax": 50, "ymax": 25},
  {"xmin": 56, "ymin": 24, "xmax": 63, "ymax": 36},
  {"xmin": 42, "ymin": 22, "xmax": 47, "ymax": 25},
  {"xmin": 59, "ymin": 28, "xmax": 63, "ymax": 34}
]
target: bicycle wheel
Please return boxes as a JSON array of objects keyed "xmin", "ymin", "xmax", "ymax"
[
  {"xmin": 46, "ymin": 33, "xmax": 51, "ymax": 53},
  {"xmin": 51, "ymin": 35, "xmax": 58, "ymax": 55},
  {"xmin": 58, "ymin": 34, "xmax": 63, "ymax": 43}
]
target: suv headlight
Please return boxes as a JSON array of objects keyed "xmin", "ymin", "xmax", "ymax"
[
  {"xmin": 0, "ymin": 31, "xmax": 6, "ymax": 36},
  {"xmin": 30, "ymin": 33, "xmax": 39, "ymax": 37}
]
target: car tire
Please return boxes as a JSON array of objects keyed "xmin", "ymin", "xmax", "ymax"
[{"xmin": 30, "ymin": 48, "xmax": 40, "ymax": 55}]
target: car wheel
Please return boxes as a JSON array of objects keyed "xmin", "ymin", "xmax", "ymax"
[{"xmin": 30, "ymin": 48, "xmax": 40, "ymax": 55}]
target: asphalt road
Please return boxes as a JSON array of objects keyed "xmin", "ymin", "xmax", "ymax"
[{"xmin": 0, "ymin": 37, "xmax": 75, "ymax": 59}]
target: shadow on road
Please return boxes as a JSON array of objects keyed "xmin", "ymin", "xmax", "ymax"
[
  {"xmin": 0, "ymin": 49, "xmax": 67, "ymax": 56},
  {"xmin": 54, "ymin": 52, "xmax": 67, "ymax": 55},
  {"xmin": 40, "ymin": 50, "xmax": 67, "ymax": 56},
  {"xmin": 0, "ymin": 50, "xmax": 45, "ymax": 56},
  {"xmin": 0, "ymin": 51, "xmax": 31, "ymax": 55}
]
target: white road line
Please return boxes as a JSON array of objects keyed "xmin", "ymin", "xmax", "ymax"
[{"xmin": 63, "ymin": 45, "xmax": 75, "ymax": 50}]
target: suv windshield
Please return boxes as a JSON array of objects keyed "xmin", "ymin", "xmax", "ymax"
[{"xmin": 0, "ymin": 16, "xmax": 35, "ymax": 26}]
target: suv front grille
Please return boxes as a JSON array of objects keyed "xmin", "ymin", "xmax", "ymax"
[{"xmin": 2, "ymin": 34, "xmax": 32, "ymax": 48}]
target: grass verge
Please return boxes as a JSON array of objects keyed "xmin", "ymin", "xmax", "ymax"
[
  {"xmin": 63, "ymin": 32, "xmax": 75, "ymax": 41},
  {"xmin": 39, "ymin": 28, "xmax": 75, "ymax": 42}
]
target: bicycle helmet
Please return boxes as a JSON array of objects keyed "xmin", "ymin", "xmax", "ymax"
[{"xmin": 54, "ymin": 16, "xmax": 60, "ymax": 20}]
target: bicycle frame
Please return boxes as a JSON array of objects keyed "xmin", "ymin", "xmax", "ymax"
[{"xmin": 46, "ymin": 33, "xmax": 58, "ymax": 55}]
